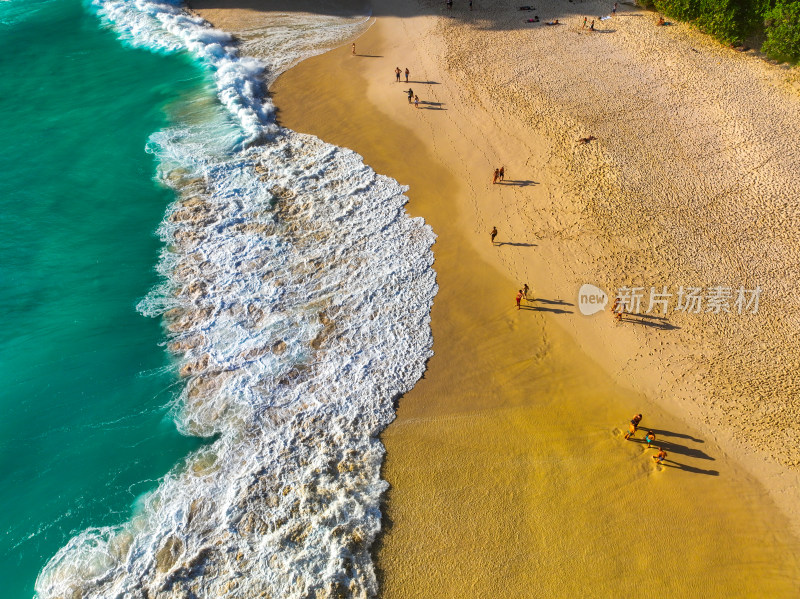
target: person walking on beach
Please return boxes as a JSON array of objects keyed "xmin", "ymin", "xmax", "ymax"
[
  {"xmin": 589, "ymin": 19, "xmax": 595, "ymax": 31},
  {"xmin": 611, "ymin": 296, "xmax": 623, "ymax": 321},
  {"xmin": 352, "ymin": 43, "xmax": 356, "ymax": 55},
  {"xmin": 624, "ymin": 413, "xmax": 643, "ymax": 440},
  {"xmin": 522, "ymin": 283, "xmax": 530, "ymax": 300},
  {"xmin": 405, "ymin": 67, "xmax": 410, "ymax": 82},
  {"xmin": 395, "ymin": 67, "xmax": 401, "ymax": 82},
  {"xmin": 516, "ymin": 290, "xmax": 524, "ymax": 310},
  {"xmin": 644, "ymin": 430, "xmax": 656, "ymax": 447},
  {"xmin": 493, "ymin": 168, "xmax": 500, "ymax": 184},
  {"xmin": 582, "ymin": 16, "xmax": 587, "ymax": 28},
  {"xmin": 407, "ymin": 88, "xmax": 414, "ymax": 104},
  {"xmin": 653, "ymin": 447, "xmax": 667, "ymax": 464},
  {"xmin": 414, "ymin": 94, "xmax": 420, "ymax": 109},
  {"xmin": 469, "ymin": 0, "xmax": 473, "ymax": 10},
  {"xmin": 499, "ymin": 166, "xmax": 505, "ymax": 181},
  {"xmin": 612, "ymin": 2, "xmax": 618, "ymax": 17},
  {"xmin": 491, "ymin": 226, "xmax": 498, "ymax": 244}
]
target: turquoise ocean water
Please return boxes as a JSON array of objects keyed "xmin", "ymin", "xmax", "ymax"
[
  {"xmin": 3, "ymin": 1, "xmax": 435, "ymax": 596},
  {"xmin": 0, "ymin": 1, "xmax": 210, "ymax": 596}
]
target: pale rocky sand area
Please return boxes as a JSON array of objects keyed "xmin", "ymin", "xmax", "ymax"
[{"xmin": 415, "ymin": 0, "xmax": 800, "ymax": 526}]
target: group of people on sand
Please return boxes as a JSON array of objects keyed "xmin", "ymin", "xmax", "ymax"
[
  {"xmin": 489, "ymin": 227, "xmax": 533, "ymax": 309},
  {"xmin": 492, "ymin": 166, "xmax": 505, "ymax": 184},
  {"xmin": 405, "ymin": 87, "xmax": 421, "ymax": 108},
  {"xmin": 394, "ymin": 67, "xmax": 422, "ymax": 108},
  {"xmin": 515, "ymin": 283, "xmax": 532, "ymax": 309},
  {"xmin": 624, "ymin": 413, "xmax": 668, "ymax": 465}
]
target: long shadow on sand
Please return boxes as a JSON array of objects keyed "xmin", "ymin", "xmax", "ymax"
[
  {"xmin": 497, "ymin": 179, "xmax": 537, "ymax": 187},
  {"xmin": 647, "ymin": 428, "xmax": 705, "ymax": 443},
  {"xmin": 520, "ymin": 302, "xmax": 573, "ymax": 314},
  {"xmin": 630, "ymin": 437, "xmax": 714, "ymax": 460},
  {"xmin": 189, "ymin": 0, "xmax": 643, "ymax": 33},
  {"xmin": 536, "ymin": 298, "xmax": 573, "ymax": 307},
  {"xmin": 495, "ymin": 241, "xmax": 536, "ymax": 247},
  {"xmin": 660, "ymin": 459, "xmax": 719, "ymax": 476},
  {"xmin": 619, "ymin": 313, "xmax": 680, "ymax": 331}
]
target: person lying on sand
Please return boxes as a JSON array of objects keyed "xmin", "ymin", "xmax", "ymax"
[
  {"xmin": 657, "ymin": 16, "xmax": 665, "ymax": 26},
  {"xmin": 577, "ymin": 135, "xmax": 597, "ymax": 144},
  {"xmin": 545, "ymin": 19, "xmax": 560, "ymax": 25},
  {"xmin": 526, "ymin": 17, "xmax": 540, "ymax": 23},
  {"xmin": 519, "ymin": 5, "xmax": 534, "ymax": 10}
]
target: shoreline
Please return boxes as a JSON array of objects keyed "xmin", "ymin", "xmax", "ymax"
[{"xmin": 192, "ymin": 0, "xmax": 800, "ymax": 594}]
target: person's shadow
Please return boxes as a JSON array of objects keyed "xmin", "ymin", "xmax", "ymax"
[
  {"xmin": 495, "ymin": 241, "xmax": 536, "ymax": 247},
  {"xmin": 497, "ymin": 179, "xmax": 537, "ymax": 186},
  {"xmin": 520, "ymin": 297, "xmax": 573, "ymax": 314},
  {"xmin": 659, "ymin": 459, "xmax": 719, "ymax": 476}
]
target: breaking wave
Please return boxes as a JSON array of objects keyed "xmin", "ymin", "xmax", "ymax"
[{"xmin": 35, "ymin": 1, "xmax": 436, "ymax": 598}]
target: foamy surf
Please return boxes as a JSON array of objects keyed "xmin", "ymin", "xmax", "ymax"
[{"xmin": 35, "ymin": 1, "xmax": 436, "ymax": 598}]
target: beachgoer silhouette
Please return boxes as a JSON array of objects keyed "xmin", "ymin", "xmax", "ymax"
[
  {"xmin": 522, "ymin": 283, "xmax": 530, "ymax": 299},
  {"xmin": 612, "ymin": 297, "xmax": 623, "ymax": 321},
  {"xmin": 491, "ymin": 226, "xmax": 498, "ymax": 244},
  {"xmin": 407, "ymin": 88, "xmax": 414, "ymax": 103},
  {"xmin": 516, "ymin": 290, "xmax": 523, "ymax": 310},
  {"xmin": 657, "ymin": 16, "xmax": 665, "ymax": 26},
  {"xmin": 405, "ymin": 68, "xmax": 410, "ymax": 82},
  {"xmin": 612, "ymin": 2, "xmax": 617, "ymax": 16},
  {"xmin": 469, "ymin": 0, "xmax": 473, "ymax": 9},
  {"xmin": 644, "ymin": 430, "xmax": 656, "ymax": 447},
  {"xmin": 653, "ymin": 448, "xmax": 667, "ymax": 464},
  {"xmin": 624, "ymin": 413, "xmax": 643, "ymax": 439},
  {"xmin": 582, "ymin": 16, "xmax": 587, "ymax": 28},
  {"xmin": 589, "ymin": 19, "xmax": 595, "ymax": 31},
  {"xmin": 499, "ymin": 166, "xmax": 505, "ymax": 181},
  {"xmin": 447, "ymin": 0, "xmax": 453, "ymax": 8},
  {"xmin": 493, "ymin": 168, "xmax": 500, "ymax": 184},
  {"xmin": 352, "ymin": 43, "xmax": 356, "ymax": 55},
  {"xmin": 414, "ymin": 95, "xmax": 419, "ymax": 108},
  {"xmin": 395, "ymin": 67, "xmax": 401, "ymax": 82}
]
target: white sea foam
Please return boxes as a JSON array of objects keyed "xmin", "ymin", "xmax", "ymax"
[{"xmin": 35, "ymin": 2, "xmax": 435, "ymax": 598}]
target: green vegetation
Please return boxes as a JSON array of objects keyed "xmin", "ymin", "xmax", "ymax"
[
  {"xmin": 636, "ymin": 0, "xmax": 800, "ymax": 64},
  {"xmin": 762, "ymin": 1, "xmax": 800, "ymax": 63}
]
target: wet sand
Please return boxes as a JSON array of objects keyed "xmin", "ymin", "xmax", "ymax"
[{"xmin": 191, "ymin": 0, "xmax": 800, "ymax": 595}]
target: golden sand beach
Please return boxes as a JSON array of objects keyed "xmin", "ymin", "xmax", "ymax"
[{"xmin": 192, "ymin": 0, "xmax": 800, "ymax": 595}]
